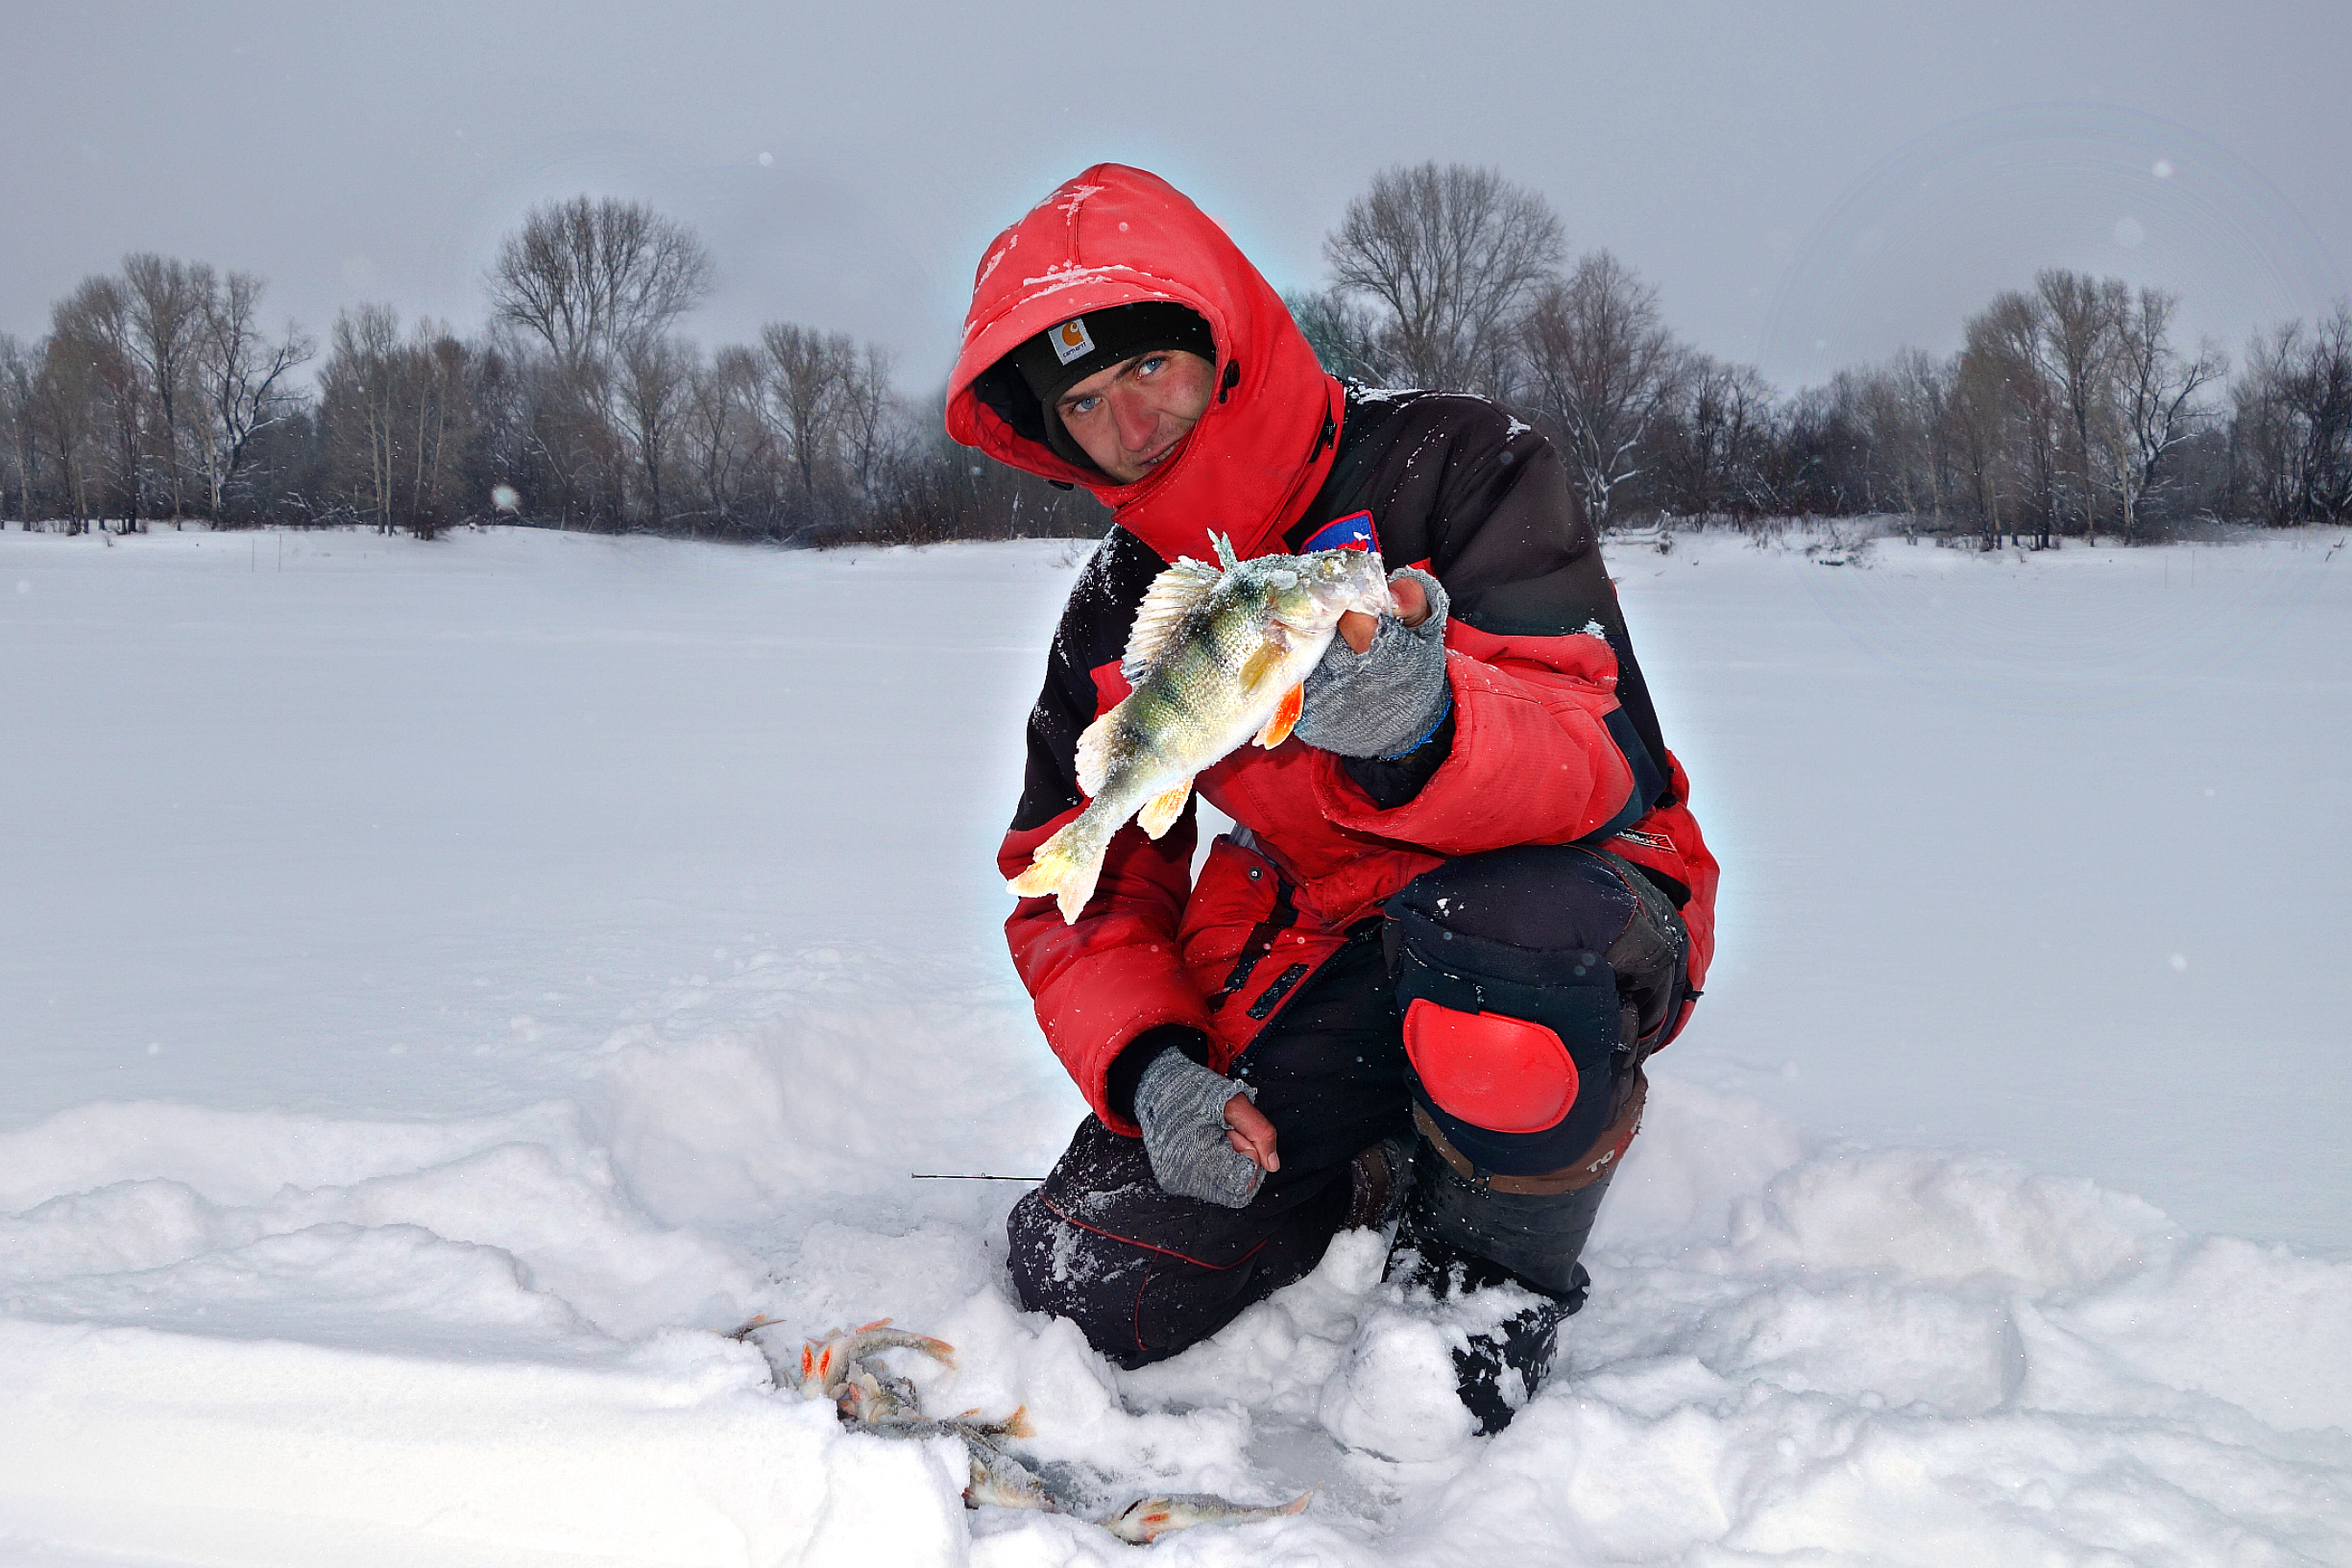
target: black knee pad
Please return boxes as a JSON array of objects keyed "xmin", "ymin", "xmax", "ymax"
[{"xmin": 1386, "ymin": 845, "xmax": 1685, "ymax": 1176}]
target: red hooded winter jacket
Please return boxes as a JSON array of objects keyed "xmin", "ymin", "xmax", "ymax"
[{"xmin": 948, "ymin": 166, "xmax": 1716, "ymax": 1136}]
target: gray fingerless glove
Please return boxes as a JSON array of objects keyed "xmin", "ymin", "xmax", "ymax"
[
  {"xmin": 1133, "ymin": 1048, "xmax": 1263, "ymax": 1209},
  {"xmin": 1294, "ymin": 567, "xmax": 1452, "ymax": 759}
]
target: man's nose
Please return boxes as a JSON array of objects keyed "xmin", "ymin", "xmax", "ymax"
[{"xmin": 1111, "ymin": 390, "xmax": 1158, "ymax": 452}]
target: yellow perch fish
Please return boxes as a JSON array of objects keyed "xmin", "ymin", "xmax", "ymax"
[
  {"xmin": 797, "ymin": 1319, "xmax": 956, "ymax": 1400},
  {"xmin": 1100, "ymin": 1488, "xmax": 1316, "ymax": 1543},
  {"xmin": 1010, "ymin": 535, "xmax": 1393, "ymax": 924}
]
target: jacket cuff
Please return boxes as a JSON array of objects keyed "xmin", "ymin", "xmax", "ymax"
[
  {"xmin": 1339, "ymin": 700, "xmax": 1457, "ymax": 808},
  {"xmin": 1314, "ymin": 653, "xmax": 1636, "ymax": 853},
  {"xmin": 1105, "ymin": 1025, "xmax": 1215, "ymax": 1125}
]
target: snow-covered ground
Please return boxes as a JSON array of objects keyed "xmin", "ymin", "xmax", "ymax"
[{"xmin": 1, "ymin": 521, "xmax": 2345, "ymax": 1566}]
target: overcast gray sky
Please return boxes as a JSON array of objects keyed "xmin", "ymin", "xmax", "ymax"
[{"xmin": 7, "ymin": 0, "xmax": 2344, "ymax": 393}]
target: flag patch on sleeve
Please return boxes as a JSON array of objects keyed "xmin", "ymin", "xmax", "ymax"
[{"xmin": 1302, "ymin": 511, "xmax": 1379, "ymax": 554}]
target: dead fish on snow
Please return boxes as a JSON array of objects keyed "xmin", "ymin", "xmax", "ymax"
[
  {"xmin": 836, "ymin": 1358, "xmax": 923, "ymax": 1424},
  {"xmin": 963, "ymin": 1438, "xmax": 1061, "ymax": 1513},
  {"xmin": 747, "ymin": 1315, "xmax": 1314, "ymax": 1541},
  {"xmin": 1101, "ymin": 1489, "xmax": 1317, "ymax": 1544},
  {"xmin": 1010, "ymin": 535, "xmax": 1392, "ymax": 924},
  {"xmin": 796, "ymin": 1318, "xmax": 957, "ymax": 1400},
  {"xmin": 848, "ymin": 1378, "xmax": 1034, "ymax": 1443}
]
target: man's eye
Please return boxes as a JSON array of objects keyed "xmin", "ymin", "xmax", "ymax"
[
  {"xmin": 1065, "ymin": 397, "xmax": 1099, "ymax": 418},
  {"xmin": 1137, "ymin": 355, "xmax": 1167, "ymax": 375}
]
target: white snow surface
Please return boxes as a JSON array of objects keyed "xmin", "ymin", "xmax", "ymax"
[{"xmin": 1, "ymin": 522, "xmax": 2346, "ymax": 1566}]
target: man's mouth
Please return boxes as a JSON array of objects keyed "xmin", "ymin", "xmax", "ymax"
[{"xmin": 1136, "ymin": 436, "xmax": 1186, "ymax": 472}]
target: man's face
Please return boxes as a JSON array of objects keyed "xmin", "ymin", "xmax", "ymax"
[{"xmin": 1055, "ymin": 350, "xmax": 1216, "ymax": 483}]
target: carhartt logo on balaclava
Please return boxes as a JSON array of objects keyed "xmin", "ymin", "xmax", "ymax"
[{"xmin": 1051, "ymin": 317, "xmax": 1095, "ymax": 365}]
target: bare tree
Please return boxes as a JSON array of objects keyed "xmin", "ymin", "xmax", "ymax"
[
  {"xmin": 2034, "ymin": 269, "xmax": 2128, "ymax": 535},
  {"xmin": 1814, "ymin": 349, "xmax": 1956, "ymax": 521},
  {"xmin": 1797, "ymin": 348, "xmax": 1959, "ymax": 525},
  {"xmin": 1946, "ymin": 343, "xmax": 2021, "ymax": 545},
  {"xmin": 1655, "ymin": 355, "xmax": 1778, "ymax": 518},
  {"xmin": 192, "ymin": 271, "xmax": 312, "ymax": 521},
  {"xmin": 321, "ymin": 304, "xmax": 404, "ymax": 532},
  {"xmin": 1283, "ymin": 287, "xmax": 1393, "ymax": 383},
  {"xmin": 759, "ymin": 323, "xmax": 854, "ymax": 521},
  {"xmin": 51, "ymin": 276, "xmax": 146, "ymax": 529},
  {"xmin": 837, "ymin": 343, "xmax": 904, "ymax": 505},
  {"xmin": 680, "ymin": 346, "xmax": 764, "ymax": 535},
  {"xmin": 32, "ymin": 334, "xmax": 104, "ymax": 530},
  {"xmin": 2233, "ymin": 302, "xmax": 2352, "ymax": 525},
  {"xmin": 0, "ymin": 334, "xmax": 37, "ymax": 522},
  {"xmin": 486, "ymin": 197, "xmax": 714, "ymax": 369},
  {"xmin": 122, "ymin": 253, "xmax": 214, "ymax": 521},
  {"xmin": 321, "ymin": 308, "xmax": 482, "ymax": 538},
  {"xmin": 614, "ymin": 333, "xmax": 694, "ymax": 527},
  {"xmin": 1521, "ymin": 251, "xmax": 1688, "ymax": 527},
  {"xmin": 2106, "ymin": 287, "xmax": 2223, "ymax": 537},
  {"xmin": 1324, "ymin": 163, "xmax": 1564, "ymax": 393},
  {"xmin": 404, "ymin": 327, "xmax": 473, "ymax": 538},
  {"xmin": 1958, "ymin": 290, "xmax": 2061, "ymax": 546}
]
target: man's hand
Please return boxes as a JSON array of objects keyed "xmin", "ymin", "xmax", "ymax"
[
  {"xmin": 1337, "ymin": 572, "xmax": 1431, "ymax": 654},
  {"xmin": 1223, "ymin": 1091, "xmax": 1279, "ymax": 1172},
  {"xmin": 1295, "ymin": 567, "xmax": 1452, "ymax": 759},
  {"xmin": 1133, "ymin": 1049, "xmax": 1273, "ymax": 1208}
]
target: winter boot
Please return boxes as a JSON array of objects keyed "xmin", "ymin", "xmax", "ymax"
[
  {"xmin": 1383, "ymin": 1201, "xmax": 1588, "ymax": 1436},
  {"xmin": 1342, "ymin": 1132, "xmax": 1419, "ymax": 1232}
]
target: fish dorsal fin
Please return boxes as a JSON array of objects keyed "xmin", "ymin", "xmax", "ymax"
[
  {"xmin": 1212, "ymin": 533, "xmax": 1240, "ymax": 570},
  {"xmin": 1121, "ymin": 556, "xmax": 1223, "ymax": 681}
]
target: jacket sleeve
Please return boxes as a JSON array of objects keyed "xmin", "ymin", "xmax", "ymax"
[
  {"xmin": 1311, "ymin": 409, "xmax": 1666, "ymax": 854},
  {"xmin": 998, "ymin": 552, "xmax": 1215, "ymax": 1135}
]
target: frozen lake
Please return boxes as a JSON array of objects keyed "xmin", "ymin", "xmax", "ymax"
[{"xmin": 1, "ymin": 521, "xmax": 2344, "ymax": 1566}]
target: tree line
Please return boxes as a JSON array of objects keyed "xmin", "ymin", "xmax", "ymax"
[
  {"xmin": 1291, "ymin": 163, "xmax": 2352, "ymax": 542},
  {"xmin": 5, "ymin": 172, "xmax": 2347, "ymax": 544},
  {"xmin": 0, "ymin": 197, "xmax": 1096, "ymax": 543}
]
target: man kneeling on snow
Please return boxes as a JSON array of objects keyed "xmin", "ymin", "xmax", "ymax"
[{"xmin": 945, "ymin": 166, "xmax": 1717, "ymax": 1441}]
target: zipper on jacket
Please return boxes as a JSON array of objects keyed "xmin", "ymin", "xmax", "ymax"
[{"xmin": 1206, "ymin": 859, "xmax": 1298, "ymax": 1015}]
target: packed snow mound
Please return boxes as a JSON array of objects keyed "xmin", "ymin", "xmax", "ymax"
[
  {"xmin": 7, "ymin": 1070, "xmax": 2348, "ymax": 1564},
  {"xmin": 0, "ymin": 1317, "xmax": 971, "ymax": 1568},
  {"xmin": 3, "ymin": 526, "xmax": 2348, "ymax": 1564}
]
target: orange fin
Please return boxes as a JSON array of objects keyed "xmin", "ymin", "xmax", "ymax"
[
  {"xmin": 1255, "ymin": 684, "xmax": 1305, "ymax": 748},
  {"xmin": 1136, "ymin": 780, "xmax": 1192, "ymax": 838}
]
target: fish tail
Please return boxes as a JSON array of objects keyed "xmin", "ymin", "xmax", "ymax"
[
  {"xmin": 1007, "ymin": 821, "xmax": 1107, "ymax": 926},
  {"xmin": 890, "ymin": 1331, "xmax": 957, "ymax": 1367}
]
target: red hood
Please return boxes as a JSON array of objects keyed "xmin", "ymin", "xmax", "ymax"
[{"xmin": 945, "ymin": 165, "xmax": 1343, "ymax": 564}]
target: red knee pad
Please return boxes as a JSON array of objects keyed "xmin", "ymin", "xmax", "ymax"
[{"xmin": 1402, "ymin": 998, "xmax": 1579, "ymax": 1134}]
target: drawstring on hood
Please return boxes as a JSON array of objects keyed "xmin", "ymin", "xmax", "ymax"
[{"xmin": 946, "ymin": 165, "xmax": 1345, "ymax": 566}]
